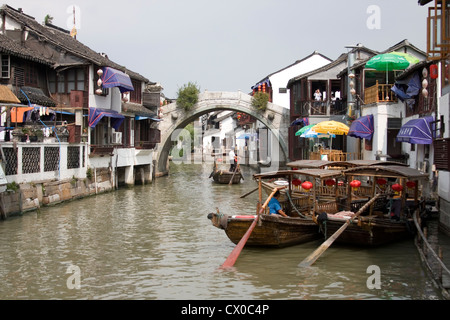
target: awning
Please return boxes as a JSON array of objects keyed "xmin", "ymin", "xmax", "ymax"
[
  {"xmin": 348, "ymin": 114, "xmax": 374, "ymax": 140},
  {"xmin": 290, "ymin": 117, "xmax": 310, "ymax": 127},
  {"xmin": 251, "ymin": 78, "xmax": 271, "ymax": 90},
  {"xmin": 135, "ymin": 115, "xmax": 162, "ymax": 122},
  {"xmin": 101, "ymin": 67, "xmax": 134, "ymax": 93},
  {"xmin": 89, "ymin": 108, "xmax": 125, "ymax": 130},
  {"xmin": 396, "ymin": 116, "xmax": 434, "ymax": 145}
]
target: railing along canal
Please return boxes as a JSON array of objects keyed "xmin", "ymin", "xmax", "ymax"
[{"xmin": 414, "ymin": 210, "xmax": 450, "ymax": 299}]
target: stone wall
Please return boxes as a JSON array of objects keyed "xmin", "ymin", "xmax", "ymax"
[
  {"xmin": 440, "ymin": 197, "xmax": 450, "ymax": 236},
  {"xmin": 0, "ymin": 168, "xmax": 113, "ymax": 219}
]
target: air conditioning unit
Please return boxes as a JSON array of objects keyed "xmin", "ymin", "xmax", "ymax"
[{"xmin": 112, "ymin": 132, "xmax": 123, "ymax": 145}]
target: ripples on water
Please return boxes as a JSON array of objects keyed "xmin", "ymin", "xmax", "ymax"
[{"xmin": 0, "ymin": 163, "xmax": 444, "ymax": 300}]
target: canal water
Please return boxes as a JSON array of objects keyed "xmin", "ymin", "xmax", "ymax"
[{"xmin": 0, "ymin": 162, "xmax": 445, "ymax": 300}]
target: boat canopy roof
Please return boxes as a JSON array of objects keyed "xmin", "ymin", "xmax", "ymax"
[
  {"xmin": 254, "ymin": 169, "xmax": 342, "ymax": 180},
  {"xmin": 343, "ymin": 165, "xmax": 428, "ymax": 180},
  {"xmin": 287, "ymin": 160, "xmax": 407, "ymax": 169}
]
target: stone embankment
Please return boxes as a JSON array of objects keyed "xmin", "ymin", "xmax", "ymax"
[{"xmin": 0, "ymin": 168, "xmax": 113, "ymax": 219}]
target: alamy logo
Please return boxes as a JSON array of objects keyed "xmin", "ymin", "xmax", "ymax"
[
  {"xmin": 66, "ymin": 265, "xmax": 81, "ymax": 290},
  {"xmin": 366, "ymin": 265, "xmax": 381, "ymax": 290},
  {"xmin": 66, "ymin": 5, "xmax": 81, "ymax": 31},
  {"xmin": 367, "ymin": 5, "xmax": 381, "ymax": 30}
]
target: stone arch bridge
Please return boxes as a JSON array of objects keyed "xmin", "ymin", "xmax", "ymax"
[{"xmin": 155, "ymin": 91, "xmax": 290, "ymax": 177}]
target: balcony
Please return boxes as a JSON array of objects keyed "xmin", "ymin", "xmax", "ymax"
[
  {"xmin": 309, "ymin": 149, "xmax": 362, "ymax": 161},
  {"xmin": 364, "ymin": 81, "xmax": 398, "ymax": 105}
]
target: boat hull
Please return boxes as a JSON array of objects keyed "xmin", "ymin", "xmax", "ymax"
[
  {"xmin": 212, "ymin": 171, "xmax": 243, "ymax": 184},
  {"xmin": 208, "ymin": 213, "xmax": 322, "ymax": 247},
  {"xmin": 320, "ymin": 215, "xmax": 416, "ymax": 246}
]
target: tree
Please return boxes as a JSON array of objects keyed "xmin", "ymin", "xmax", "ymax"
[
  {"xmin": 251, "ymin": 92, "xmax": 269, "ymax": 112},
  {"xmin": 176, "ymin": 82, "xmax": 200, "ymax": 111}
]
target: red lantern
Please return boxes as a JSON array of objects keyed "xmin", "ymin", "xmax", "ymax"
[
  {"xmin": 406, "ymin": 181, "xmax": 416, "ymax": 189},
  {"xmin": 292, "ymin": 179, "xmax": 302, "ymax": 187},
  {"xmin": 350, "ymin": 180, "xmax": 361, "ymax": 190},
  {"xmin": 325, "ymin": 179, "xmax": 336, "ymax": 187},
  {"xmin": 377, "ymin": 178, "xmax": 387, "ymax": 186},
  {"xmin": 301, "ymin": 181, "xmax": 313, "ymax": 192},
  {"xmin": 430, "ymin": 64, "xmax": 438, "ymax": 79},
  {"xmin": 392, "ymin": 184, "xmax": 404, "ymax": 193}
]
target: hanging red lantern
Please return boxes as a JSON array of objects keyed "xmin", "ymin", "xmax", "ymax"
[
  {"xmin": 325, "ymin": 179, "xmax": 336, "ymax": 187},
  {"xmin": 292, "ymin": 179, "xmax": 302, "ymax": 187},
  {"xmin": 377, "ymin": 178, "xmax": 387, "ymax": 186},
  {"xmin": 392, "ymin": 184, "xmax": 404, "ymax": 193},
  {"xmin": 430, "ymin": 64, "xmax": 439, "ymax": 79},
  {"xmin": 406, "ymin": 181, "xmax": 416, "ymax": 189},
  {"xmin": 301, "ymin": 181, "xmax": 313, "ymax": 192},
  {"xmin": 350, "ymin": 180, "xmax": 361, "ymax": 191}
]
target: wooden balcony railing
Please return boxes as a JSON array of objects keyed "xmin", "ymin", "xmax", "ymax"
[
  {"xmin": 309, "ymin": 150, "xmax": 362, "ymax": 161},
  {"xmin": 364, "ymin": 81, "xmax": 398, "ymax": 104}
]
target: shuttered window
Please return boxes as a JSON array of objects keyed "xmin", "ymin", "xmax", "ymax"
[{"xmin": 434, "ymin": 138, "xmax": 450, "ymax": 171}]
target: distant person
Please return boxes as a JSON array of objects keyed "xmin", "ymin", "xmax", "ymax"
[
  {"xmin": 314, "ymin": 89, "xmax": 322, "ymax": 101},
  {"xmin": 268, "ymin": 191, "xmax": 288, "ymax": 217},
  {"xmin": 229, "ymin": 149, "xmax": 237, "ymax": 172}
]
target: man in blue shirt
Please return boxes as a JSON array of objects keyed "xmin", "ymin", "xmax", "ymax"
[{"xmin": 268, "ymin": 191, "xmax": 288, "ymax": 217}]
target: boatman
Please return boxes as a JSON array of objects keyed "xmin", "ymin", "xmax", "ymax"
[
  {"xmin": 268, "ymin": 191, "xmax": 288, "ymax": 217},
  {"xmin": 229, "ymin": 149, "xmax": 238, "ymax": 172}
]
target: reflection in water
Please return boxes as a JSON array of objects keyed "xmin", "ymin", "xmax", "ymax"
[{"xmin": 0, "ymin": 163, "xmax": 443, "ymax": 300}]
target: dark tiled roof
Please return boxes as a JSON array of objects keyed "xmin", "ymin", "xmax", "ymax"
[
  {"xmin": 1, "ymin": 5, "xmax": 150, "ymax": 83},
  {"xmin": 0, "ymin": 33, "xmax": 53, "ymax": 65},
  {"xmin": 122, "ymin": 102, "xmax": 157, "ymax": 117},
  {"xmin": 16, "ymin": 86, "xmax": 57, "ymax": 107}
]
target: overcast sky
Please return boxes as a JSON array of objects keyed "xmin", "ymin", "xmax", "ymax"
[{"xmin": 7, "ymin": 0, "xmax": 430, "ymax": 98}]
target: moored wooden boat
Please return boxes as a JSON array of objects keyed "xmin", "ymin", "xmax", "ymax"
[
  {"xmin": 314, "ymin": 165, "xmax": 430, "ymax": 246},
  {"xmin": 207, "ymin": 213, "xmax": 321, "ymax": 247},
  {"xmin": 208, "ymin": 170, "xmax": 326, "ymax": 248}
]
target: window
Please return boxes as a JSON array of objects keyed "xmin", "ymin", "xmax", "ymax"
[
  {"xmin": 129, "ymin": 80, "xmax": 141, "ymax": 103},
  {"xmin": 1, "ymin": 55, "xmax": 10, "ymax": 79},
  {"xmin": 279, "ymin": 88, "xmax": 287, "ymax": 94},
  {"xmin": 49, "ymin": 68, "xmax": 86, "ymax": 94}
]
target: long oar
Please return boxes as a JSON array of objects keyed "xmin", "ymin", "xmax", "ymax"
[
  {"xmin": 221, "ymin": 187, "xmax": 283, "ymax": 269},
  {"xmin": 298, "ymin": 194, "xmax": 382, "ymax": 268},
  {"xmin": 228, "ymin": 160, "xmax": 240, "ymax": 185},
  {"xmin": 240, "ymin": 187, "xmax": 259, "ymax": 199}
]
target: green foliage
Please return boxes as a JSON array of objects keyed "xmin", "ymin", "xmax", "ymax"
[
  {"xmin": 176, "ymin": 82, "xmax": 200, "ymax": 111},
  {"xmin": 86, "ymin": 167, "xmax": 93, "ymax": 180},
  {"xmin": 6, "ymin": 182, "xmax": 19, "ymax": 193},
  {"xmin": 44, "ymin": 14, "xmax": 54, "ymax": 25},
  {"xmin": 251, "ymin": 92, "xmax": 269, "ymax": 112}
]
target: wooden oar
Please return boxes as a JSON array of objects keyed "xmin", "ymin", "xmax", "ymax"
[
  {"xmin": 240, "ymin": 187, "xmax": 259, "ymax": 199},
  {"xmin": 228, "ymin": 161, "xmax": 240, "ymax": 185},
  {"xmin": 221, "ymin": 187, "xmax": 284, "ymax": 269},
  {"xmin": 298, "ymin": 194, "xmax": 382, "ymax": 268}
]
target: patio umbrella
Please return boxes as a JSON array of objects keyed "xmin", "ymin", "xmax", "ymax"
[
  {"xmin": 295, "ymin": 124, "xmax": 315, "ymax": 136},
  {"xmin": 301, "ymin": 128, "xmax": 336, "ymax": 139},
  {"xmin": 312, "ymin": 121, "xmax": 349, "ymax": 135},
  {"xmin": 389, "ymin": 52, "xmax": 420, "ymax": 66},
  {"xmin": 312, "ymin": 121, "xmax": 349, "ymax": 151},
  {"xmin": 365, "ymin": 53, "xmax": 411, "ymax": 84}
]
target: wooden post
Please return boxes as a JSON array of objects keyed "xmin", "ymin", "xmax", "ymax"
[{"xmin": 369, "ymin": 176, "xmax": 376, "ymax": 216}]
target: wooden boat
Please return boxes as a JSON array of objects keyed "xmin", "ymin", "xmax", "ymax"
[
  {"xmin": 207, "ymin": 170, "xmax": 325, "ymax": 247},
  {"xmin": 314, "ymin": 165, "xmax": 430, "ymax": 246},
  {"xmin": 211, "ymin": 169, "xmax": 243, "ymax": 184},
  {"xmin": 210, "ymin": 159, "xmax": 243, "ymax": 184},
  {"xmin": 207, "ymin": 213, "xmax": 321, "ymax": 247}
]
